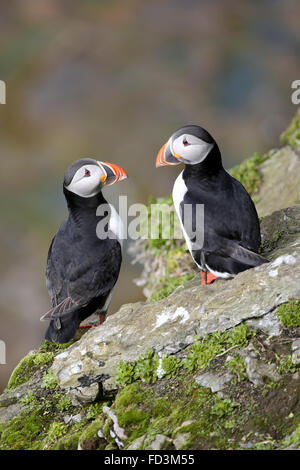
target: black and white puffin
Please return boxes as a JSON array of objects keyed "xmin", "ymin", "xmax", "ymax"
[
  {"xmin": 156, "ymin": 125, "xmax": 268, "ymax": 285},
  {"xmin": 41, "ymin": 158, "xmax": 127, "ymax": 343}
]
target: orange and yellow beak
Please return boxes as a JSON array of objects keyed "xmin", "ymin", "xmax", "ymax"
[
  {"xmin": 156, "ymin": 142, "xmax": 169, "ymax": 167},
  {"xmin": 156, "ymin": 140, "xmax": 182, "ymax": 168},
  {"xmin": 98, "ymin": 161, "xmax": 128, "ymax": 186}
]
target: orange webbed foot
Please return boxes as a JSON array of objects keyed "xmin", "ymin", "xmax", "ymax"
[
  {"xmin": 200, "ymin": 271, "xmax": 218, "ymax": 285},
  {"xmin": 79, "ymin": 313, "xmax": 107, "ymax": 329}
]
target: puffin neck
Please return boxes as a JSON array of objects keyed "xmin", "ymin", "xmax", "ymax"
[
  {"xmin": 183, "ymin": 145, "xmax": 224, "ymax": 179},
  {"xmin": 63, "ymin": 187, "xmax": 107, "ymax": 219}
]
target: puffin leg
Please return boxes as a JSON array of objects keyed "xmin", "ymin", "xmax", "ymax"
[
  {"xmin": 200, "ymin": 270, "xmax": 218, "ymax": 285},
  {"xmin": 206, "ymin": 271, "xmax": 218, "ymax": 284},
  {"xmin": 200, "ymin": 271, "xmax": 206, "ymax": 285},
  {"xmin": 78, "ymin": 313, "xmax": 107, "ymax": 329},
  {"xmin": 97, "ymin": 313, "xmax": 106, "ymax": 326},
  {"xmin": 78, "ymin": 323, "xmax": 96, "ymax": 329}
]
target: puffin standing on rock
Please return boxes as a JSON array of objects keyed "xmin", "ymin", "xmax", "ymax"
[
  {"xmin": 156, "ymin": 125, "xmax": 268, "ymax": 285},
  {"xmin": 41, "ymin": 158, "xmax": 127, "ymax": 343}
]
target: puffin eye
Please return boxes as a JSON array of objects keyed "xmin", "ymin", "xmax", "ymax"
[
  {"xmin": 183, "ymin": 137, "xmax": 190, "ymax": 146},
  {"xmin": 84, "ymin": 168, "xmax": 91, "ymax": 177}
]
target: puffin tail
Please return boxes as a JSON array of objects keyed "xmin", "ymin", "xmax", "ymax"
[{"xmin": 228, "ymin": 243, "xmax": 269, "ymax": 267}]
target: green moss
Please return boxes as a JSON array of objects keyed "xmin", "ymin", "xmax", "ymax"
[
  {"xmin": 276, "ymin": 355, "xmax": 298, "ymax": 375},
  {"xmin": 113, "ymin": 378, "xmax": 242, "ymax": 450},
  {"xmin": 114, "ymin": 382, "xmax": 147, "ymax": 409},
  {"xmin": 20, "ymin": 390, "xmax": 36, "ymax": 407},
  {"xmin": 77, "ymin": 418, "xmax": 105, "ymax": 449},
  {"xmin": 280, "ymin": 108, "xmax": 300, "ymax": 148},
  {"xmin": 252, "ymin": 439, "xmax": 276, "ymax": 450},
  {"xmin": 53, "ymin": 430, "xmax": 83, "ymax": 450},
  {"xmin": 3, "ymin": 340, "xmax": 74, "ymax": 393},
  {"xmin": 118, "ymin": 407, "xmax": 149, "ymax": 428},
  {"xmin": 39, "ymin": 340, "xmax": 76, "ymax": 353},
  {"xmin": 86, "ymin": 402, "xmax": 107, "ymax": 420},
  {"xmin": 281, "ymin": 423, "xmax": 300, "ymax": 448},
  {"xmin": 115, "ymin": 349, "xmax": 159, "ymax": 386},
  {"xmin": 226, "ymin": 355, "xmax": 247, "ymax": 382},
  {"xmin": 276, "ymin": 299, "xmax": 300, "ymax": 327},
  {"xmin": 0, "ymin": 405, "xmax": 53, "ymax": 450},
  {"xmin": 115, "ymin": 360, "xmax": 137, "ymax": 387},
  {"xmin": 160, "ymin": 355, "xmax": 182, "ymax": 378},
  {"xmin": 47, "ymin": 422, "xmax": 67, "ymax": 440},
  {"xmin": 211, "ymin": 398, "xmax": 238, "ymax": 418},
  {"xmin": 183, "ymin": 334, "xmax": 224, "ymax": 372},
  {"xmin": 134, "ymin": 349, "xmax": 159, "ymax": 383},
  {"xmin": 183, "ymin": 324, "xmax": 255, "ymax": 372},
  {"xmin": 55, "ymin": 394, "xmax": 73, "ymax": 412},
  {"xmin": 115, "ymin": 324, "xmax": 255, "ymax": 386},
  {"xmin": 32, "ymin": 352, "xmax": 54, "ymax": 366},
  {"xmin": 41, "ymin": 369, "xmax": 58, "ymax": 390},
  {"xmin": 149, "ymin": 274, "xmax": 194, "ymax": 302},
  {"xmin": 229, "ymin": 152, "xmax": 269, "ymax": 196},
  {"xmin": 226, "ymin": 323, "xmax": 256, "ymax": 347},
  {"xmin": 5, "ymin": 351, "xmax": 55, "ymax": 392}
]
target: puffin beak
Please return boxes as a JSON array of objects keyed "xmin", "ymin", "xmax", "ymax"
[
  {"xmin": 97, "ymin": 161, "xmax": 128, "ymax": 186},
  {"xmin": 156, "ymin": 140, "xmax": 181, "ymax": 167}
]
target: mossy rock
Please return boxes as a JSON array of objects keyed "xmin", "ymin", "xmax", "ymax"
[
  {"xmin": 5, "ymin": 351, "xmax": 54, "ymax": 392},
  {"xmin": 276, "ymin": 300, "xmax": 300, "ymax": 328},
  {"xmin": 281, "ymin": 108, "xmax": 300, "ymax": 148}
]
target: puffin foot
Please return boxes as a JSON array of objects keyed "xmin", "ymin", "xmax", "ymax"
[
  {"xmin": 97, "ymin": 313, "xmax": 106, "ymax": 326},
  {"xmin": 79, "ymin": 313, "xmax": 107, "ymax": 329},
  {"xmin": 200, "ymin": 271, "xmax": 218, "ymax": 285}
]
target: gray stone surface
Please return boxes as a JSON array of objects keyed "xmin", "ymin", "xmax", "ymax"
[
  {"xmin": 244, "ymin": 356, "xmax": 280, "ymax": 386},
  {"xmin": 256, "ymin": 147, "xmax": 300, "ymax": 217},
  {"xmin": 195, "ymin": 371, "xmax": 234, "ymax": 392},
  {"xmin": 0, "ymin": 403, "xmax": 24, "ymax": 424},
  {"xmin": 145, "ymin": 434, "xmax": 173, "ymax": 450},
  {"xmin": 247, "ymin": 311, "xmax": 282, "ymax": 337},
  {"xmin": 51, "ymin": 206, "xmax": 300, "ymax": 403},
  {"xmin": 127, "ymin": 435, "xmax": 145, "ymax": 450},
  {"xmin": 173, "ymin": 433, "xmax": 191, "ymax": 450},
  {"xmin": 291, "ymin": 339, "xmax": 300, "ymax": 365},
  {"xmin": 102, "ymin": 405, "xmax": 127, "ymax": 442}
]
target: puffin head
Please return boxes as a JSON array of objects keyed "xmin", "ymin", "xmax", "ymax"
[
  {"xmin": 156, "ymin": 125, "xmax": 217, "ymax": 167},
  {"xmin": 64, "ymin": 158, "xmax": 128, "ymax": 198}
]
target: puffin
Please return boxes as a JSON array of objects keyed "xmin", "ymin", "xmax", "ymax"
[
  {"xmin": 156, "ymin": 125, "xmax": 268, "ymax": 285},
  {"xmin": 41, "ymin": 158, "xmax": 127, "ymax": 343}
]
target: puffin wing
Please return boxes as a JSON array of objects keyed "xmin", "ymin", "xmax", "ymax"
[
  {"xmin": 42, "ymin": 238, "xmax": 122, "ymax": 321},
  {"xmin": 179, "ymin": 173, "xmax": 268, "ymax": 271},
  {"xmin": 68, "ymin": 239, "xmax": 122, "ymax": 304},
  {"xmin": 214, "ymin": 238, "xmax": 269, "ymax": 267},
  {"xmin": 40, "ymin": 296, "xmax": 77, "ymax": 321}
]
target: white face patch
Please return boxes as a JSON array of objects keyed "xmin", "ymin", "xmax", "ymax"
[
  {"xmin": 65, "ymin": 164, "xmax": 105, "ymax": 197},
  {"xmin": 172, "ymin": 133, "xmax": 214, "ymax": 165}
]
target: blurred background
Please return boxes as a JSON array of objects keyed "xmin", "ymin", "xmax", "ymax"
[{"xmin": 0, "ymin": 0, "xmax": 299, "ymax": 392}]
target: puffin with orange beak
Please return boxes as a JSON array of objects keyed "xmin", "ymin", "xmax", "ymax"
[
  {"xmin": 156, "ymin": 125, "xmax": 268, "ymax": 285},
  {"xmin": 41, "ymin": 158, "xmax": 127, "ymax": 343}
]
